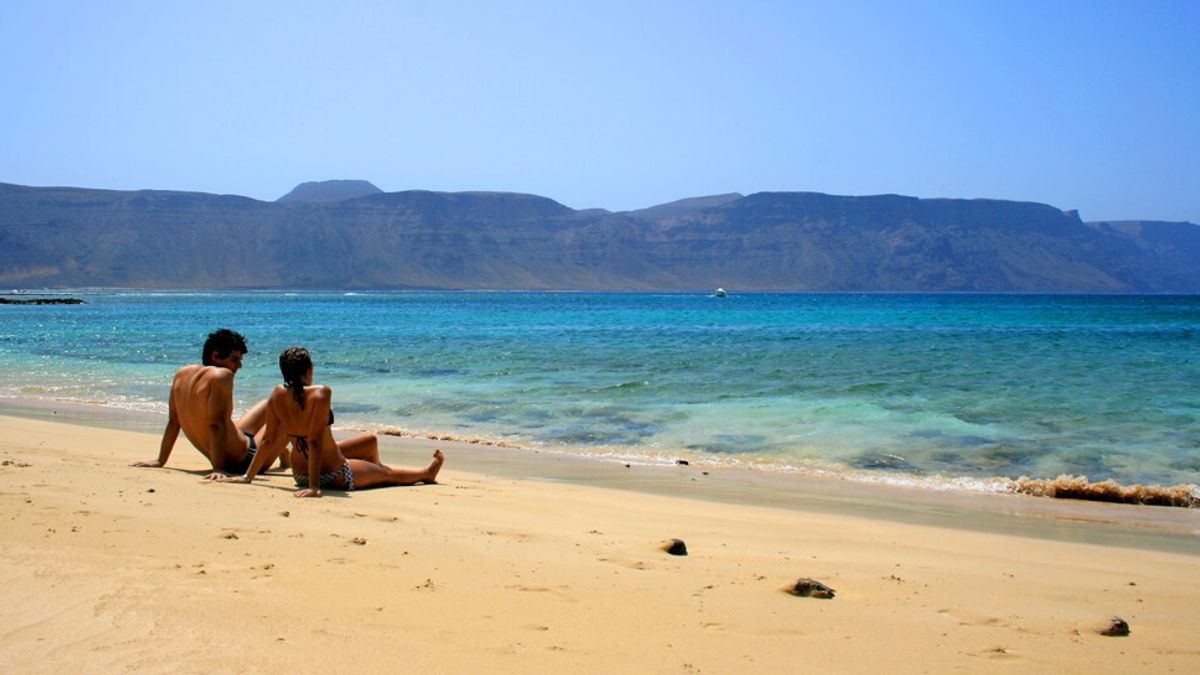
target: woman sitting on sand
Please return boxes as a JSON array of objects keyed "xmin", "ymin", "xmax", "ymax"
[{"xmin": 216, "ymin": 346, "xmax": 443, "ymax": 497}]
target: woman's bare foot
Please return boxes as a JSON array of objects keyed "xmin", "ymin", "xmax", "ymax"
[{"xmin": 422, "ymin": 449, "xmax": 445, "ymax": 484}]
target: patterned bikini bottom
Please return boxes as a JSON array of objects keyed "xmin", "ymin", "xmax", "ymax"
[{"xmin": 294, "ymin": 461, "xmax": 355, "ymax": 490}]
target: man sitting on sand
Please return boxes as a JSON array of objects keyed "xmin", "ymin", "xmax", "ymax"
[{"xmin": 133, "ymin": 328, "xmax": 273, "ymax": 476}]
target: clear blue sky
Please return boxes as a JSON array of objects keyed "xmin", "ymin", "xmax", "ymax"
[{"xmin": 2, "ymin": 1, "xmax": 1197, "ymax": 221}]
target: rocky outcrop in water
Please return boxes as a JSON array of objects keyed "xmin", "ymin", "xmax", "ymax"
[{"xmin": 0, "ymin": 296, "xmax": 84, "ymax": 305}]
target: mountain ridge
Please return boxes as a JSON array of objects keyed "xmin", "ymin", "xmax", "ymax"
[
  {"xmin": 1, "ymin": 181, "xmax": 1196, "ymax": 292},
  {"xmin": 276, "ymin": 179, "xmax": 383, "ymax": 203}
]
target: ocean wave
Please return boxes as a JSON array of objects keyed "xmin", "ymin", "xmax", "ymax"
[
  {"xmin": 591, "ymin": 380, "xmax": 649, "ymax": 392},
  {"xmin": 373, "ymin": 425, "xmax": 525, "ymax": 449}
]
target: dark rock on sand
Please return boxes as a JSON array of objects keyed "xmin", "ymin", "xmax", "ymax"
[
  {"xmin": 675, "ymin": 459, "xmax": 689, "ymax": 466},
  {"xmin": 662, "ymin": 538, "xmax": 688, "ymax": 556},
  {"xmin": 1100, "ymin": 616, "xmax": 1130, "ymax": 636},
  {"xmin": 787, "ymin": 578, "xmax": 836, "ymax": 599}
]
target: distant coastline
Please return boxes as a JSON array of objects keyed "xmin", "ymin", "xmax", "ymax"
[{"xmin": 2, "ymin": 180, "xmax": 1198, "ymax": 292}]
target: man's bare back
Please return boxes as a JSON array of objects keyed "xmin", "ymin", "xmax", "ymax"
[
  {"xmin": 169, "ymin": 364, "xmax": 253, "ymax": 468},
  {"xmin": 133, "ymin": 329, "xmax": 267, "ymax": 474}
]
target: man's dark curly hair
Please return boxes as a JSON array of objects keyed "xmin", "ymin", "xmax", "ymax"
[{"xmin": 202, "ymin": 328, "xmax": 248, "ymax": 366}]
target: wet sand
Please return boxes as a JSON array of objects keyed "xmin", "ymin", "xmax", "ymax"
[
  {"xmin": 5, "ymin": 397, "xmax": 1196, "ymax": 554},
  {"xmin": 1, "ymin": 407, "xmax": 1198, "ymax": 672}
]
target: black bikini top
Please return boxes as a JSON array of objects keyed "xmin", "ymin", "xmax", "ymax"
[{"xmin": 292, "ymin": 409, "xmax": 335, "ymax": 455}]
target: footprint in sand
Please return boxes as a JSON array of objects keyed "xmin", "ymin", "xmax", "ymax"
[
  {"xmin": 970, "ymin": 646, "xmax": 1019, "ymax": 660},
  {"xmin": 505, "ymin": 585, "xmax": 577, "ymax": 602},
  {"xmin": 937, "ymin": 608, "xmax": 1034, "ymax": 635},
  {"xmin": 483, "ymin": 529, "xmax": 534, "ymax": 542},
  {"xmin": 598, "ymin": 557, "xmax": 651, "ymax": 570}
]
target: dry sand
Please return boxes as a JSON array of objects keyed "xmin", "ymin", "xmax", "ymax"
[{"xmin": 1, "ymin": 412, "xmax": 1198, "ymax": 673}]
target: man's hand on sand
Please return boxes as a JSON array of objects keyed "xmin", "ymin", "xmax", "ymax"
[
  {"xmin": 293, "ymin": 488, "xmax": 320, "ymax": 498},
  {"xmin": 131, "ymin": 459, "xmax": 163, "ymax": 468},
  {"xmin": 208, "ymin": 473, "xmax": 251, "ymax": 483}
]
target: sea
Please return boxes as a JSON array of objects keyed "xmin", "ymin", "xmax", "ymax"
[{"xmin": 2, "ymin": 291, "xmax": 1198, "ymax": 498}]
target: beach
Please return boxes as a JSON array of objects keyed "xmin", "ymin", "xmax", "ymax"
[{"xmin": 2, "ymin": 411, "xmax": 1198, "ymax": 673}]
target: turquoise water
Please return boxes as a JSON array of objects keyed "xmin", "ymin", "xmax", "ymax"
[{"xmin": 1, "ymin": 291, "xmax": 1198, "ymax": 491}]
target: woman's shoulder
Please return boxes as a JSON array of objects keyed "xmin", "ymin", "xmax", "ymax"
[{"xmin": 306, "ymin": 384, "xmax": 333, "ymax": 401}]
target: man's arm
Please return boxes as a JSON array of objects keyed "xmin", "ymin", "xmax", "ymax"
[
  {"xmin": 133, "ymin": 384, "xmax": 180, "ymax": 468},
  {"xmin": 205, "ymin": 370, "xmax": 237, "ymax": 472}
]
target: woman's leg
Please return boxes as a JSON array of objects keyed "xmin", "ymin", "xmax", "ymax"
[
  {"xmin": 338, "ymin": 434, "xmax": 380, "ymax": 463},
  {"xmin": 347, "ymin": 450, "xmax": 445, "ymax": 489}
]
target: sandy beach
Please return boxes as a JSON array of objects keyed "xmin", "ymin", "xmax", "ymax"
[{"xmin": 2, "ymin": 411, "xmax": 1198, "ymax": 674}]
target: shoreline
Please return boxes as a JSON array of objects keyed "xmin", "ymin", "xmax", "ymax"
[
  {"xmin": 3, "ymin": 396, "xmax": 1197, "ymax": 556},
  {"xmin": 5, "ymin": 391, "xmax": 1195, "ymax": 509},
  {"xmin": 2, "ymin": 409, "xmax": 1199, "ymax": 672}
]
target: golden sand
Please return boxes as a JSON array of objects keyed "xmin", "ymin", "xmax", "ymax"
[{"xmin": 1, "ymin": 413, "xmax": 1198, "ymax": 673}]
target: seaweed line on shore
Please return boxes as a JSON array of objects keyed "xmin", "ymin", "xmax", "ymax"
[{"xmin": 1011, "ymin": 475, "xmax": 1200, "ymax": 508}]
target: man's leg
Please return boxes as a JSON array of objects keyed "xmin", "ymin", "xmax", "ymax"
[
  {"xmin": 235, "ymin": 399, "xmax": 269, "ymax": 436},
  {"xmin": 235, "ymin": 399, "xmax": 289, "ymax": 469}
]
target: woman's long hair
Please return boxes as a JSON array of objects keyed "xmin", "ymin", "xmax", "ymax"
[{"xmin": 279, "ymin": 347, "xmax": 313, "ymax": 409}]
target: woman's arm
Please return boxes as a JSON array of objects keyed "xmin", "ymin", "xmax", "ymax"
[{"xmin": 212, "ymin": 389, "xmax": 282, "ymax": 483}]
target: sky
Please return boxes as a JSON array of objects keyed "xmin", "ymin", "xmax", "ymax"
[{"xmin": 1, "ymin": 1, "xmax": 1197, "ymax": 222}]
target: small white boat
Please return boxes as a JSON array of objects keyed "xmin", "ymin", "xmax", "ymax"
[{"xmin": 712, "ymin": 287, "xmax": 728, "ymax": 297}]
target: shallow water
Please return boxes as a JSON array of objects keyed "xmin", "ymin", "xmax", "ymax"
[{"xmin": 1, "ymin": 290, "xmax": 1198, "ymax": 494}]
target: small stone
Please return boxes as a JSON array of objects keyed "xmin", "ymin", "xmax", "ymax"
[
  {"xmin": 351, "ymin": 537, "xmax": 367, "ymax": 546},
  {"xmin": 662, "ymin": 538, "xmax": 688, "ymax": 556},
  {"xmin": 279, "ymin": 511, "xmax": 290, "ymax": 517},
  {"xmin": 222, "ymin": 532, "xmax": 239, "ymax": 540},
  {"xmin": 147, "ymin": 488, "xmax": 155, "ymax": 493},
  {"xmin": 787, "ymin": 578, "xmax": 835, "ymax": 599},
  {"xmin": 1100, "ymin": 617, "xmax": 1130, "ymax": 637},
  {"xmin": 675, "ymin": 459, "xmax": 689, "ymax": 465}
]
